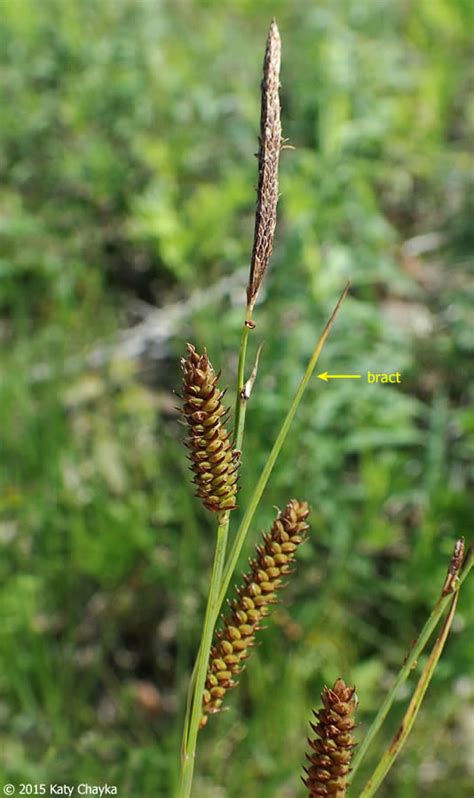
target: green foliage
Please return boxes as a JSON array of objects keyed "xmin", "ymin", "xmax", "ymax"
[{"xmin": 1, "ymin": 0, "xmax": 473, "ymax": 796}]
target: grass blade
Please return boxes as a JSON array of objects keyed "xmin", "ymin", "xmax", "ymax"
[
  {"xmin": 351, "ymin": 540, "xmax": 472, "ymax": 782},
  {"xmin": 357, "ymin": 591, "xmax": 459, "ymax": 798}
]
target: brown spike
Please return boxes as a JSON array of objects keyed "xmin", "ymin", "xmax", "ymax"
[
  {"xmin": 247, "ymin": 20, "xmax": 282, "ymax": 311},
  {"xmin": 199, "ymin": 500, "xmax": 310, "ymax": 727},
  {"xmin": 181, "ymin": 344, "xmax": 240, "ymax": 513},
  {"xmin": 303, "ymin": 679, "xmax": 358, "ymax": 797}
]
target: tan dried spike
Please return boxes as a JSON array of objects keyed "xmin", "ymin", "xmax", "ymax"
[
  {"xmin": 200, "ymin": 499, "xmax": 310, "ymax": 727},
  {"xmin": 303, "ymin": 679, "xmax": 358, "ymax": 798},
  {"xmin": 247, "ymin": 19, "xmax": 282, "ymax": 311}
]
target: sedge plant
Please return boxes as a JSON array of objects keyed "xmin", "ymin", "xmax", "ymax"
[{"xmin": 175, "ymin": 20, "xmax": 472, "ymax": 798}]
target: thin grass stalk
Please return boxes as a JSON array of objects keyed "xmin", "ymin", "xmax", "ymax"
[
  {"xmin": 350, "ymin": 541, "xmax": 472, "ymax": 782},
  {"xmin": 232, "ymin": 308, "xmax": 253, "ymax": 452},
  {"xmin": 180, "ymin": 659, "xmax": 198, "ymax": 763},
  {"xmin": 216, "ymin": 284, "xmax": 349, "ymax": 617},
  {"xmin": 358, "ymin": 592, "xmax": 459, "ymax": 798},
  {"xmin": 177, "ymin": 513, "xmax": 229, "ymax": 798}
]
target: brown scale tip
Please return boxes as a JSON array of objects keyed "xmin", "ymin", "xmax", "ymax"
[
  {"xmin": 246, "ymin": 19, "xmax": 282, "ymax": 311},
  {"xmin": 200, "ymin": 499, "xmax": 310, "ymax": 726},
  {"xmin": 181, "ymin": 344, "xmax": 240, "ymax": 513},
  {"xmin": 303, "ymin": 679, "xmax": 357, "ymax": 798},
  {"xmin": 442, "ymin": 537, "xmax": 465, "ymax": 596}
]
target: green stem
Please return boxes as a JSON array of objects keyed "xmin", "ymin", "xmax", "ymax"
[
  {"xmin": 180, "ymin": 658, "xmax": 198, "ymax": 763},
  {"xmin": 217, "ymin": 284, "xmax": 349, "ymax": 617},
  {"xmin": 358, "ymin": 592, "xmax": 459, "ymax": 798},
  {"xmin": 233, "ymin": 306, "xmax": 253, "ymax": 452},
  {"xmin": 350, "ymin": 552, "xmax": 473, "ymax": 782},
  {"xmin": 177, "ymin": 514, "xmax": 230, "ymax": 798}
]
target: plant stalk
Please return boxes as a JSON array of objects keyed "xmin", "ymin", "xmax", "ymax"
[
  {"xmin": 180, "ymin": 659, "xmax": 197, "ymax": 763},
  {"xmin": 357, "ymin": 591, "xmax": 459, "ymax": 798},
  {"xmin": 350, "ymin": 547, "xmax": 472, "ymax": 782},
  {"xmin": 232, "ymin": 306, "xmax": 253, "ymax": 452},
  {"xmin": 177, "ymin": 513, "xmax": 230, "ymax": 798}
]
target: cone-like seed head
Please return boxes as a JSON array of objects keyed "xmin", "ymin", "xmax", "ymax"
[
  {"xmin": 303, "ymin": 679, "xmax": 357, "ymax": 798},
  {"xmin": 200, "ymin": 499, "xmax": 310, "ymax": 726},
  {"xmin": 181, "ymin": 344, "xmax": 240, "ymax": 513}
]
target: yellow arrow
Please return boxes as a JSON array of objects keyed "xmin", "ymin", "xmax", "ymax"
[{"xmin": 318, "ymin": 372, "xmax": 361, "ymax": 382}]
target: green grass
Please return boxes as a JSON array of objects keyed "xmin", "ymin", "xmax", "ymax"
[{"xmin": 1, "ymin": 0, "xmax": 473, "ymax": 795}]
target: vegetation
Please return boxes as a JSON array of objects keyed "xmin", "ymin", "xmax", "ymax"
[{"xmin": 1, "ymin": 1, "xmax": 473, "ymax": 796}]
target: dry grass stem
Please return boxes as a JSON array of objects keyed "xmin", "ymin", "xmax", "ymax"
[
  {"xmin": 247, "ymin": 19, "xmax": 282, "ymax": 312},
  {"xmin": 181, "ymin": 344, "xmax": 240, "ymax": 512},
  {"xmin": 200, "ymin": 499, "xmax": 310, "ymax": 726},
  {"xmin": 303, "ymin": 679, "xmax": 357, "ymax": 798}
]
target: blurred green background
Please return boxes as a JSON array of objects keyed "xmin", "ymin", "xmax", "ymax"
[{"xmin": 1, "ymin": 0, "xmax": 473, "ymax": 795}]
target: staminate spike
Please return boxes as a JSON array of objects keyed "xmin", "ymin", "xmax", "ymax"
[{"xmin": 247, "ymin": 19, "xmax": 282, "ymax": 311}]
